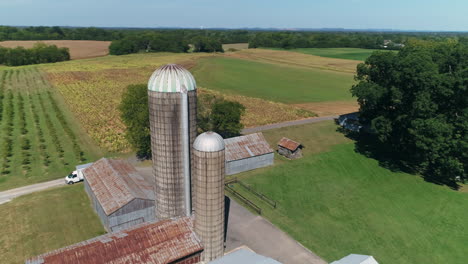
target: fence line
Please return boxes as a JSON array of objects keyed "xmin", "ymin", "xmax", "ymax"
[
  {"xmin": 225, "ymin": 185, "xmax": 262, "ymax": 215},
  {"xmin": 237, "ymin": 181, "xmax": 277, "ymax": 209}
]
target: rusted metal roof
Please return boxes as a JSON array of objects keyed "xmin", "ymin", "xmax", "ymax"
[
  {"xmin": 84, "ymin": 158, "xmax": 155, "ymax": 215},
  {"xmin": 278, "ymin": 137, "xmax": 301, "ymax": 151},
  {"xmin": 224, "ymin": 133, "xmax": 273, "ymax": 161},
  {"xmin": 26, "ymin": 217, "xmax": 203, "ymax": 264}
]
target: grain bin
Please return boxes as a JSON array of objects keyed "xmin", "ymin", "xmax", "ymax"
[
  {"xmin": 148, "ymin": 64, "xmax": 197, "ymax": 219},
  {"xmin": 193, "ymin": 132, "xmax": 226, "ymax": 262}
]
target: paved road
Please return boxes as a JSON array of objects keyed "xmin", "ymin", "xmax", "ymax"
[
  {"xmin": 226, "ymin": 198, "xmax": 327, "ymax": 264},
  {"xmin": 0, "ymin": 179, "xmax": 65, "ymax": 204},
  {"xmin": 242, "ymin": 115, "xmax": 338, "ymax": 134}
]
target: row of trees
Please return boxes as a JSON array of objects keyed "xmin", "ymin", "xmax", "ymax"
[
  {"xmin": 351, "ymin": 41, "xmax": 467, "ymax": 186},
  {"xmin": 119, "ymin": 84, "xmax": 245, "ymax": 159},
  {"xmin": 3, "ymin": 25, "xmax": 468, "ymax": 52},
  {"xmin": 109, "ymin": 33, "xmax": 224, "ymax": 55},
  {"xmin": 0, "ymin": 43, "xmax": 70, "ymax": 66}
]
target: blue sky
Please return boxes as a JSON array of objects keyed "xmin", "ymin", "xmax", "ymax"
[{"xmin": 0, "ymin": 0, "xmax": 466, "ymax": 31}]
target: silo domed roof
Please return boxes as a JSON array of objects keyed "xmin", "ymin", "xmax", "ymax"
[
  {"xmin": 148, "ymin": 64, "xmax": 197, "ymax": 93},
  {"xmin": 194, "ymin": 132, "xmax": 225, "ymax": 152}
]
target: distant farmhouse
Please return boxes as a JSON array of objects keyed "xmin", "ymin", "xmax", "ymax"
[
  {"xmin": 277, "ymin": 137, "xmax": 303, "ymax": 159},
  {"xmin": 224, "ymin": 133, "xmax": 274, "ymax": 175},
  {"xmin": 84, "ymin": 158, "xmax": 156, "ymax": 232}
]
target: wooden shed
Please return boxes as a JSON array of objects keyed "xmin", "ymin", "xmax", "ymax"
[
  {"xmin": 277, "ymin": 137, "xmax": 303, "ymax": 159},
  {"xmin": 83, "ymin": 158, "xmax": 156, "ymax": 232},
  {"xmin": 224, "ymin": 133, "xmax": 274, "ymax": 175}
]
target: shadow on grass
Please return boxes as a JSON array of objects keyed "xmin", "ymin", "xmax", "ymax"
[{"xmin": 336, "ymin": 126, "xmax": 461, "ymax": 190}]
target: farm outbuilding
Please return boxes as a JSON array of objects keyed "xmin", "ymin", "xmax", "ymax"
[
  {"xmin": 224, "ymin": 133, "xmax": 274, "ymax": 175},
  {"xmin": 278, "ymin": 137, "xmax": 303, "ymax": 159},
  {"xmin": 83, "ymin": 158, "xmax": 156, "ymax": 232},
  {"xmin": 26, "ymin": 217, "xmax": 204, "ymax": 264}
]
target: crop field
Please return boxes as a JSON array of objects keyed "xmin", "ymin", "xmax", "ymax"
[
  {"xmin": 38, "ymin": 52, "xmax": 317, "ymax": 152},
  {"xmin": 192, "ymin": 56, "xmax": 356, "ymax": 104},
  {"xmin": 226, "ymin": 49, "xmax": 360, "ymax": 73},
  {"xmin": 0, "ymin": 40, "xmax": 111, "ymax": 60},
  {"xmin": 228, "ymin": 121, "xmax": 468, "ymax": 264},
  {"xmin": 281, "ymin": 48, "xmax": 395, "ymax": 61},
  {"xmin": 0, "ymin": 68, "xmax": 100, "ymax": 191},
  {"xmin": 0, "ymin": 185, "xmax": 106, "ymax": 264}
]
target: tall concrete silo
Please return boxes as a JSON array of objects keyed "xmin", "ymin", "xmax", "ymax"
[
  {"xmin": 193, "ymin": 132, "xmax": 226, "ymax": 262},
  {"xmin": 148, "ymin": 64, "xmax": 197, "ymax": 219}
]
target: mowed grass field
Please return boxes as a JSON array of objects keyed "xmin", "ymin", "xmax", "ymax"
[
  {"xmin": 228, "ymin": 121, "xmax": 468, "ymax": 264},
  {"xmin": 0, "ymin": 185, "xmax": 106, "ymax": 264},
  {"xmin": 271, "ymin": 47, "xmax": 384, "ymax": 61},
  {"xmin": 192, "ymin": 56, "xmax": 356, "ymax": 104},
  {"xmin": 0, "ymin": 40, "xmax": 111, "ymax": 60},
  {"xmin": 0, "ymin": 68, "xmax": 100, "ymax": 190}
]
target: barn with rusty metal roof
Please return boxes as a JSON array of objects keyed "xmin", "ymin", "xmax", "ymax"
[
  {"xmin": 224, "ymin": 133, "xmax": 274, "ymax": 175},
  {"xmin": 83, "ymin": 158, "xmax": 156, "ymax": 232},
  {"xmin": 26, "ymin": 217, "xmax": 203, "ymax": 264}
]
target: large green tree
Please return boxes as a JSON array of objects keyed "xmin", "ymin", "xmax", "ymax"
[
  {"xmin": 351, "ymin": 42, "xmax": 467, "ymax": 185},
  {"xmin": 119, "ymin": 84, "xmax": 244, "ymax": 159}
]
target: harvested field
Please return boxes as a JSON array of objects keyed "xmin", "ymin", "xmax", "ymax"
[
  {"xmin": 294, "ymin": 101, "xmax": 359, "ymax": 116},
  {"xmin": 225, "ymin": 48, "xmax": 360, "ymax": 73},
  {"xmin": 199, "ymin": 88, "xmax": 315, "ymax": 128},
  {"xmin": 0, "ymin": 40, "xmax": 111, "ymax": 60},
  {"xmin": 222, "ymin": 43, "xmax": 249, "ymax": 51}
]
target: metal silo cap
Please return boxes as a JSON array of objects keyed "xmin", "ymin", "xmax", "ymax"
[
  {"xmin": 148, "ymin": 64, "xmax": 197, "ymax": 93},
  {"xmin": 194, "ymin": 132, "xmax": 225, "ymax": 152}
]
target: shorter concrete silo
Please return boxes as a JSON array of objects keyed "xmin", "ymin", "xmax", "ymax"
[{"xmin": 193, "ymin": 132, "xmax": 226, "ymax": 262}]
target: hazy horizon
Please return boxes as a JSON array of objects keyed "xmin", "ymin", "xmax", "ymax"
[{"xmin": 0, "ymin": 0, "xmax": 467, "ymax": 32}]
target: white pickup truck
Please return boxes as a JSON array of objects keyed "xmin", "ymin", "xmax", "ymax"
[{"xmin": 65, "ymin": 163, "xmax": 93, "ymax": 185}]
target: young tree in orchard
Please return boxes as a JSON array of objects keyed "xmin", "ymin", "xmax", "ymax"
[{"xmin": 351, "ymin": 42, "xmax": 467, "ymax": 186}]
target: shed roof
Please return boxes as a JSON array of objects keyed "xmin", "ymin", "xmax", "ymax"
[
  {"xmin": 330, "ymin": 254, "xmax": 379, "ymax": 264},
  {"xmin": 84, "ymin": 158, "xmax": 155, "ymax": 215},
  {"xmin": 224, "ymin": 133, "xmax": 273, "ymax": 161},
  {"xmin": 26, "ymin": 217, "xmax": 203, "ymax": 264},
  {"xmin": 277, "ymin": 137, "xmax": 301, "ymax": 151},
  {"xmin": 209, "ymin": 248, "xmax": 281, "ymax": 264}
]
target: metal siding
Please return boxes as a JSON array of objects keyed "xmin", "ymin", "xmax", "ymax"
[
  {"xmin": 149, "ymin": 90, "xmax": 197, "ymax": 220},
  {"xmin": 84, "ymin": 178, "xmax": 110, "ymax": 231},
  {"xmin": 226, "ymin": 153, "xmax": 274, "ymax": 175},
  {"xmin": 108, "ymin": 199, "xmax": 156, "ymax": 232},
  {"xmin": 193, "ymin": 149, "xmax": 225, "ymax": 262}
]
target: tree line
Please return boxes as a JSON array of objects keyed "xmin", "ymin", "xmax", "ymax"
[
  {"xmin": 351, "ymin": 41, "xmax": 467, "ymax": 187},
  {"xmin": 108, "ymin": 33, "xmax": 224, "ymax": 55},
  {"xmin": 2, "ymin": 25, "xmax": 468, "ymax": 52},
  {"xmin": 0, "ymin": 43, "xmax": 70, "ymax": 66}
]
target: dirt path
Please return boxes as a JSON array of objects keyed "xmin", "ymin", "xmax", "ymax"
[
  {"xmin": 242, "ymin": 115, "xmax": 338, "ymax": 134},
  {"xmin": 0, "ymin": 179, "xmax": 65, "ymax": 204}
]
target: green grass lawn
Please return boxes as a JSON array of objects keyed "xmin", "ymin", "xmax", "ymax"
[
  {"xmin": 273, "ymin": 48, "xmax": 388, "ymax": 61},
  {"xmin": 0, "ymin": 184, "xmax": 106, "ymax": 264},
  {"xmin": 230, "ymin": 121, "xmax": 468, "ymax": 264},
  {"xmin": 191, "ymin": 57, "xmax": 355, "ymax": 104}
]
